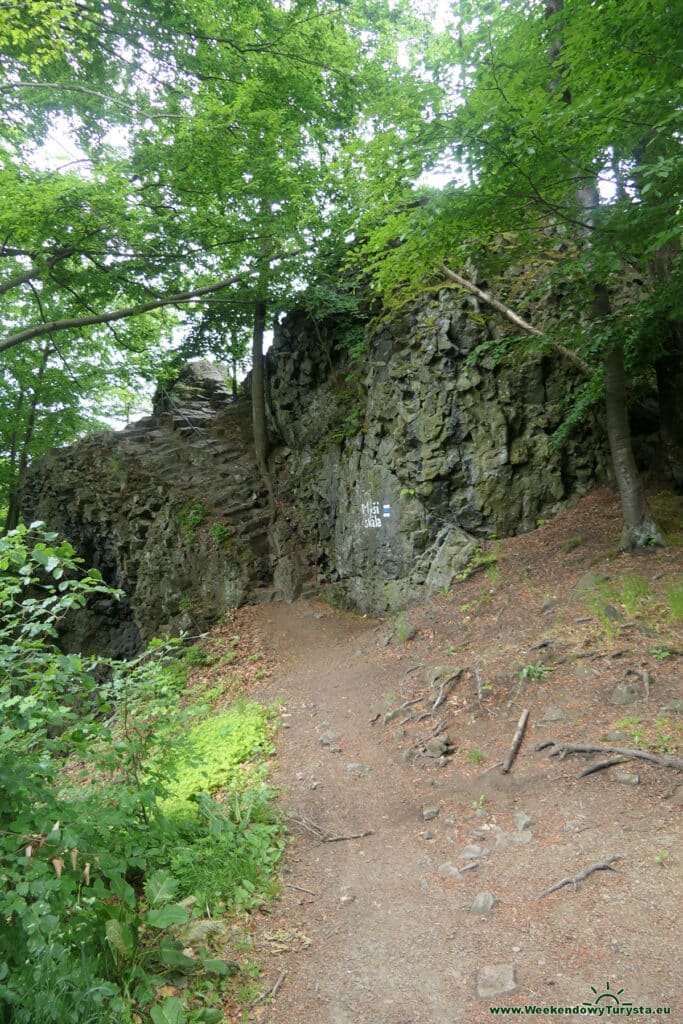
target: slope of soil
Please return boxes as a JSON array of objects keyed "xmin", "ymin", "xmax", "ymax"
[{"xmin": 227, "ymin": 488, "xmax": 683, "ymax": 1023}]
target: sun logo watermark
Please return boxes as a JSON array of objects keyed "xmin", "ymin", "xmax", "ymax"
[
  {"xmin": 584, "ymin": 982, "xmax": 633, "ymax": 1011},
  {"xmin": 489, "ymin": 979, "xmax": 672, "ymax": 1016}
]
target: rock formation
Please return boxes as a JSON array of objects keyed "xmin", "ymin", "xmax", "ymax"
[
  {"xmin": 23, "ymin": 290, "xmax": 610, "ymax": 652},
  {"xmin": 267, "ymin": 289, "xmax": 609, "ymax": 611},
  {"xmin": 23, "ymin": 362, "xmax": 270, "ymax": 655}
]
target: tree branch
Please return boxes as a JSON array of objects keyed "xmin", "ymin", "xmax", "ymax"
[
  {"xmin": 0, "ymin": 249, "xmax": 76, "ymax": 299},
  {"xmin": 0, "ymin": 275, "xmax": 246, "ymax": 354},
  {"xmin": 437, "ymin": 263, "xmax": 590, "ymax": 373}
]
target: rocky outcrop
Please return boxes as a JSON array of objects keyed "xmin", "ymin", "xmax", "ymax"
[
  {"xmin": 23, "ymin": 363, "xmax": 270, "ymax": 654},
  {"xmin": 267, "ymin": 289, "xmax": 609, "ymax": 611},
  {"xmin": 24, "ymin": 289, "xmax": 610, "ymax": 652}
]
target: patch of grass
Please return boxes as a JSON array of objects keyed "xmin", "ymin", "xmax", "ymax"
[
  {"xmin": 519, "ymin": 662, "xmax": 554, "ymax": 681},
  {"xmin": 179, "ymin": 499, "xmax": 208, "ymax": 546},
  {"xmin": 562, "ymin": 534, "xmax": 584, "ymax": 554},
  {"xmin": 655, "ymin": 716, "xmax": 680, "ymax": 755},
  {"xmin": 159, "ymin": 699, "xmax": 277, "ymax": 816},
  {"xmin": 610, "ymin": 715, "xmax": 681, "ymax": 754},
  {"xmin": 467, "ymin": 748, "xmax": 485, "ymax": 765},
  {"xmin": 210, "ymin": 522, "xmax": 233, "ymax": 546},
  {"xmin": 393, "ymin": 614, "xmax": 416, "ymax": 643},
  {"xmin": 585, "ymin": 592, "xmax": 619, "ymax": 639},
  {"xmin": 650, "ymin": 647, "xmax": 672, "ymax": 661},
  {"xmin": 455, "ymin": 545, "xmax": 499, "ymax": 583},
  {"xmin": 666, "ymin": 581, "xmax": 683, "ymax": 622},
  {"xmin": 183, "ymin": 644, "xmax": 212, "ymax": 667},
  {"xmin": 618, "ymin": 574, "xmax": 651, "ymax": 616},
  {"xmin": 170, "ymin": 789, "xmax": 283, "ymax": 915}
]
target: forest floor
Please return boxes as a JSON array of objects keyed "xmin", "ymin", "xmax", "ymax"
[{"xmin": 213, "ymin": 486, "xmax": 683, "ymax": 1024}]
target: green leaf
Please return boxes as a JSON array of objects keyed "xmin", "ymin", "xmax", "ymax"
[
  {"xmin": 200, "ymin": 958, "xmax": 239, "ymax": 976},
  {"xmin": 105, "ymin": 918, "xmax": 135, "ymax": 957},
  {"xmin": 156, "ymin": 947, "xmax": 197, "ymax": 972},
  {"xmin": 146, "ymin": 904, "xmax": 189, "ymax": 929},
  {"xmin": 150, "ymin": 998, "xmax": 186, "ymax": 1024},
  {"xmin": 145, "ymin": 869, "xmax": 179, "ymax": 905}
]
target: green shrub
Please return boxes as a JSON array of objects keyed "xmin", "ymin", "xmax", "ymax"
[{"xmin": 0, "ymin": 525, "xmax": 281, "ymax": 1023}]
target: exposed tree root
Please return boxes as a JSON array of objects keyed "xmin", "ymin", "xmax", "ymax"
[
  {"xmin": 536, "ymin": 740, "xmax": 683, "ymax": 771},
  {"xmin": 538, "ymin": 855, "xmax": 621, "ymax": 899}
]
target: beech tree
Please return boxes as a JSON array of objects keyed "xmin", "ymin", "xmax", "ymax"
[
  {"xmin": 1, "ymin": 0, "xmax": 432, "ymax": 505},
  {"xmin": 352, "ymin": 0, "xmax": 682, "ymax": 547}
]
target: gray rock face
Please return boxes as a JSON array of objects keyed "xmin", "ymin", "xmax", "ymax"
[
  {"xmin": 24, "ymin": 285, "xmax": 610, "ymax": 649},
  {"xmin": 267, "ymin": 291, "xmax": 608, "ymax": 613},
  {"xmin": 22, "ymin": 362, "xmax": 270, "ymax": 654}
]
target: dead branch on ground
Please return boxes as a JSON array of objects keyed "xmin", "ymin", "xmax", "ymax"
[
  {"xmin": 538, "ymin": 855, "xmax": 621, "ymax": 899},
  {"xmin": 501, "ymin": 709, "xmax": 529, "ymax": 773},
  {"xmin": 249, "ymin": 970, "xmax": 287, "ymax": 1009},
  {"xmin": 536, "ymin": 740, "xmax": 683, "ymax": 771},
  {"xmin": 288, "ymin": 815, "xmax": 373, "ymax": 843}
]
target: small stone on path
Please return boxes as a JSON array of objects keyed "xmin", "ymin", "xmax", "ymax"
[
  {"xmin": 423, "ymin": 805, "xmax": 440, "ymax": 821},
  {"xmin": 459, "ymin": 844, "xmax": 490, "ymax": 859},
  {"xmin": 470, "ymin": 892, "xmax": 497, "ymax": 915},
  {"xmin": 438, "ymin": 862, "xmax": 462, "ymax": 880},
  {"xmin": 540, "ymin": 705, "xmax": 567, "ymax": 723},
  {"xmin": 494, "ymin": 829, "xmax": 532, "ymax": 847},
  {"xmin": 610, "ymin": 681, "xmax": 641, "ymax": 705},
  {"xmin": 614, "ymin": 770, "xmax": 640, "ymax": 785},
  {"xmin": 477, "ymin": 964, "xmax": 516, "ymax": 999},
  {"xmin": 513, "ymin": 811, "xmax": 535, "ymax": 831},
  {"xmin": 319, "ymin": 730, "xmax": 342, "ymax": 746}
]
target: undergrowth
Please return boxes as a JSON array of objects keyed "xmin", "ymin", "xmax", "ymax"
[{"xmin": 0, "ymin": 525, "xmax": 282, "ymax": 1024}]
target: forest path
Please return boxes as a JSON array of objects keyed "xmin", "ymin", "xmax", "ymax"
[
  {"xmin": 244, "ymin": 493, "xmax": 683, "ymax": 1024},
  {"xmin": 255, "ymin": 600, "xmax": 474, "ymax": 1024}
]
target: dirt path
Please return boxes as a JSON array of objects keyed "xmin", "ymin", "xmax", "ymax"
[{"xmin": 248, "ymin": 596, "xmax": 681, "ymax": 1024}]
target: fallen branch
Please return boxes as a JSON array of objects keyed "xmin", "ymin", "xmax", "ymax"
[
  {"xmin": 438, "ymin": 263, "xmax": 590, "ymax": 373},
  {"xmin": 286, "ymin": 883, "xmax": 317, "ymax": 895},
  {"xmin": 538, "ymin": 855, "xmax": 621, "ymax": 899},
  {"xmin": 473, "ymin": 661, "xmax": 484, "ymax": 703},
  {"xmin": 432, "ymin": 669, "xmax": 463, "ymax": 713},
  {"xmin": 323, "ymin": 830, "xmax": 374, "ymax": 843},
  {"xmin": 501, "ymin": 709, "xmax": 529, "ymax": 774},
  {"xmin": 579, "ymin": 758, "xmax": 628, "ymax": 777},
  {"xmin": 535, "ymin": 741, "xmax": 683, "ymax": 771},
  {"xmin": 249, "ymin": 971, "xmax": 287, "ymax": 1009},
  {"xmin": 288, "ymin": 815, "xmax": 373, "ymax": 843},
  {"xmin": 557, "ymin": 649, "xmax": 628, "ymax": 664}
]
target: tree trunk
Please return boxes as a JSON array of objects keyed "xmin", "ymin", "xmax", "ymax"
[
  {"xmin": 544, "ymin": 0, "xmax": 661, "ymax": 546},
  {"xmin": 601, "ymin": 301, "xmax": 664, "ymax": 549},
  {"xmin": 655, "ymin": 322, "xmax": 683, "ymax": 489},
  {"xmin": 649, "ymin": 244, "xmax": 683, "ymax": 489},
  {"xmin": 251, "ymin": 296, "xmax": 269, "ymax": 482},
  {"xmin": 3, "ymin": 343, "xmax": 51, "ymax": 533}
]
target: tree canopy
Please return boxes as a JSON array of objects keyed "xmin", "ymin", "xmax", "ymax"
[{"xmin": 1, "ymin": 0, "xmax": 681, "ymax": 539}]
